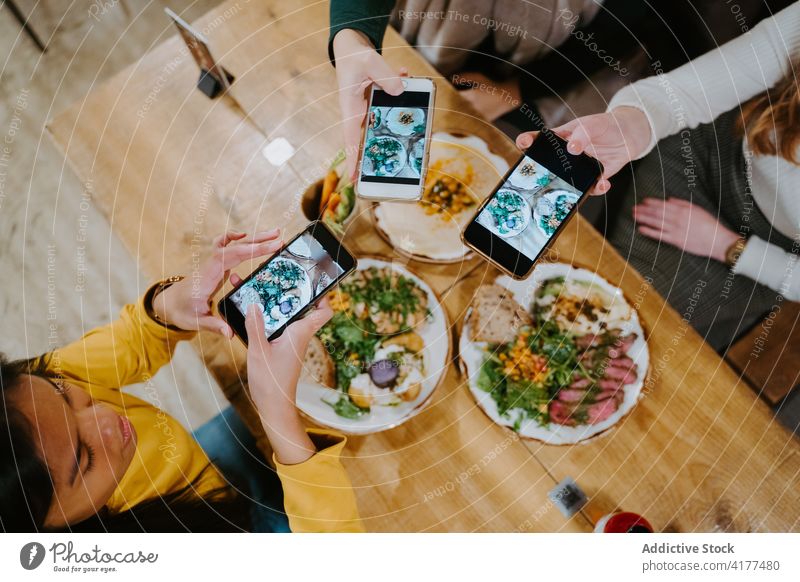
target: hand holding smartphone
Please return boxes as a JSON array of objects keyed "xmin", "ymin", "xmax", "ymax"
[
  {"xmin": 218, "ymin": 221, "xmax": 357, "ymax": 344},
  {"xmin": 462, "ymin": 129, "xmax": 603, "ymax": 279},
  {"xmin": 356, "ymin": 77, "xmax": 436, "ymax": 202}
]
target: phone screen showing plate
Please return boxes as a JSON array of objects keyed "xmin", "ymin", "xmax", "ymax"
[
  {"xmin": 466, "ymin": 131, "xmax": 601, "ymax": 277},
  {"xmin": 360, "ymin": 90, "xmax": 429, "ymax": 185},
  {"xmin": 228, "ymin": 232, "xmax": 345, "ymax": 337}
]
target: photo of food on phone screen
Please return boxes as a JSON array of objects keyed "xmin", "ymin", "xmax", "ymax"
[
  {"xmin": 360, "ymin": 89, "xmax": 429, "ymax": 185},
  {"xmin": 228, "ymin": 232, "xmax": 345, "ymax": 336},
  {"xmin": 474, "ymin": 155, "xmax": 582, "ymax": 261}
]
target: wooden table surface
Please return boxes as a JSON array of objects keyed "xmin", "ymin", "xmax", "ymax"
[{"xmin": 47, "ymin": 0, "xmax": 800, "ymax": 532}]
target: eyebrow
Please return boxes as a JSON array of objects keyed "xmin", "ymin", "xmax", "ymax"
[{"xmin": 45, "ymin": 377, "xmax": 82, "ymax": 484}]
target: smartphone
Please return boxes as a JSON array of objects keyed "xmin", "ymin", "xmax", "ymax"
[
  {"xmin": 462, "ymin": 129, "xmax": 602, "ymax": 279},
  {"xmin": 356, "ymin": 77, "xmax": 436, "ymax": 202},
  {"xmin": 218, "ymin": 221, "xmax": 357, "ymax": 344}
]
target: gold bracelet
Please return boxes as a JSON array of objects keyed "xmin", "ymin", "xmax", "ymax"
[
  {"xmin": 144, "ymin": 276, "xmax": 186, "ymax": 331},
  {"xmin": 725, "ymin": 237, "xmax": 747, "ymax": 267}
]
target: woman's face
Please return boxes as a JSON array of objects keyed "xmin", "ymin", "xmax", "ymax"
[{"xmin": 11, "ymin": 375, "xmax": 138, "ymax": 528}]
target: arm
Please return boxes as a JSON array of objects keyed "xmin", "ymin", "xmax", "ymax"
[
  {"xmin": 328, "ymin": 0, "xmax": 396, "ymax": 64},
  {"xmin": 49, "ymin": 286, "xmax": 195, "ymax": 389},
  {"xmin": 734, "ymin": 237, "xmax": 800, "ymax": 301},
  {"xmin": 50, "ymin": 230, "xmax": 283, "ymax": 389},
  {"xmin": 609, "ymin": 1, "xmax": 800, "ymax": 157},
  {"xmin": 244, "ymin": 300, "xmax": 365, "ymax": 532}
]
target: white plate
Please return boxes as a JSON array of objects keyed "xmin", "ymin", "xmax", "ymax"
[
  {"xmin": 508, "ymin": 159, "xmax": 552, "ymax": 191},
  {"xmin": 533, "ymin": 189, "xmax": 580, "ymax": 237},
  {"xmin": 460, "ymin": 262, "xmax": 649, "ymax": 445},
  {"xmin": 478, "ymin": 189, "xmax": 530, "ymax": 238},
  {"xmin": 362, "ymin": 136, "xmax": 407, "ymax": 177},
  {"xmin": 296, "ymin": 258, "xmax": 451, "ymax": 434},
  {"xmin": 373, "ymin": 133, "xmax": 509, "ymax": 263},
  {"xmin": 386, "ymin": 107, "xmax": 425, "ymax": 136}
]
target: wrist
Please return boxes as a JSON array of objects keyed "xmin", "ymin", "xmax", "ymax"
[
  {"xmin": 721, "ymin": 233, "xmax": 747, "ymax": 265},
  {"xmin": 333, "ymin": 28, "xmax": 374, "ymax": 57},
  {"xmin": 144, "ymin": 277, "xmax": 188, "ymax": 331},
  {"xmin": 612, "ymin": 106, "xmax": 651, "ymax": 158}
]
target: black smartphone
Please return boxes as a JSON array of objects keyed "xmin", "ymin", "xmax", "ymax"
[
  {"xmin": 462, "ymin": 129, "xmax": 602, "ymax": 279},
  {"xmin": 218, "ymin": 221, "xmax": 357, "ymax": 344}
]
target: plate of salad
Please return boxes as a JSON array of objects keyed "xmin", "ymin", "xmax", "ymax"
[
  {"xmin": 362, "ymin": 136, "xmax": 407, "ymax": 177},
  {"xmin": 296, "ymin": 258, "xmax": 451, "ymax": 434},
  {"xmin": 459, "ymin": 262, "xmax": 649, "ymax": 444},
  {"xmin": 482, "ymin": 189, "xmax": 530, "ymax": 238},
  {"xmin": 534, "ymin": 189, "xmax": 580, "ymax": 237}
]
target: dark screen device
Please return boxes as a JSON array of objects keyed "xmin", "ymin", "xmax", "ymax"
[
  {"xmin": 462, "ymin": 129, "xmax": 602, "ymax": 279},
  {"xmin": 218, "ymin": 221, "xmax": 357, "ymax": 344}
]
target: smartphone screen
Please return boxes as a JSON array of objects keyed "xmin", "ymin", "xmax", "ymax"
[
  {"xmin": 219, "ymin": 222, "xmax": 356, "ymax": 342},
  {"xmin": 360, "ymin": 88, "xmax": 430, "ymax": 186},
  {"xmin": 463, "ymin": 131, "xmax": 601, "ymax": 278}
]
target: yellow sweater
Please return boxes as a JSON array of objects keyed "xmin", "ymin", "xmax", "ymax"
[{"xmin": 46, "ymin": 285, "xmax": 364, "ymax": 532}]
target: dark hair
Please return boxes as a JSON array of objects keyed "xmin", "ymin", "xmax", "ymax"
[{"xmin": 0, "ymin": 354, "xmax": 251, "ymax": 532}]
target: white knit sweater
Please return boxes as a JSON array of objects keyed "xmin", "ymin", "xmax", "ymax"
[{"xmin": 608, "ymin": 2, "xmax": 800, "ymax": 301}]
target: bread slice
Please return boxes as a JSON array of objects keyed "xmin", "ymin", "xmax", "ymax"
[
  {"xmin": 469, "ymin": 284, "xmax": 532, "ymax": 344},
  {"xmin": 301, "ymin": 336, "xmax": 336, "ymax": 388}
]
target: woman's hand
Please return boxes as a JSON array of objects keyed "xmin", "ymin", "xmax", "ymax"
[
  {"xmin": 244, "ymin": 299, "xmax": 334, "ymax": 465},
  {"xmin": 516, "ymin": 106, "xmax": 652, "ymax": 195},
  {"xmin": 153, "ymin": 229, "xmax": 283, "ymax": 337},
  {"xmin": 333, "ymin": 29, "xmax": 407, "ymax": 180},
  {"xmin": 633, "ymin": 197, "xmax": 740, "ymax": 262}
]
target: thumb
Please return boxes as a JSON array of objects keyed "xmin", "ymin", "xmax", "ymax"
[
  {"xmin": 566, "ymin": 121, "xmax": 592, "ymax": 155},
  {"xmin": 283, "ymin": 300, "xmax": 334, "ymax": 352},
  {"xmin": 245, "ymin": 303, "xmax": 268, "ymax": 349},
  {"xmin": 370, "ymin": 56, "xmax": 404, "ymax": 96}
]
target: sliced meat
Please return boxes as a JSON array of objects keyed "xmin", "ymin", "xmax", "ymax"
[
  {"xmin": 609, "ymin": 356, "xmax": 635, "ymax": 371},
  {"xmin": 570, "ymin": 377, "xmax": 592, "ymax": 390},
  {"xmin": 598, "ymin": 378, "xmax": 622, "ymax": 391},
  {"xmin": 558, "ymin": 388, "xmax": 591, "ymax": 403},
  {"xmin": 587, "ymin": 399, "xmax": 620, "ymax": 425},
  {"xmin": 604, "ymin": 367, "xmax": 638, "ymax": 385},
  {"xmin": 613, "ymin": 333, "xmax": 638, "ymax": 354},
  {"xmin": 549, "ymin": 400, "xmax": 576, "ymax": 426}
]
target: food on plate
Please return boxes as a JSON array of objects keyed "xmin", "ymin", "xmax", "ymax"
[
  {"xmin": 311, "ymin": 266, "xmax": 431, "ymax": 418},
  {"xmin": 364, "ymin": 136, "xmax": 406, "ymax": 176},
  {"xmin": 348, "ymin": 343, "xmax": 424, "ymax": 408},
  {"xmin": 484, "ymin": 190, "xmax": 529, "ymax": 237},
  {"xmin": 509, "ymin": 160, "xmax": 553, "ymax": 190},
  {"xmin": 409, "ymin": 139, "xmax": 424, "ymax": 175},
  {"xmin": 468, "ymin": 284, "xmax": 532, "ymax": 344},
  {"xmin": 386, "ymin": 107, "xmax": 425, "ymax": 136},
  {"xmin": 534, "ymin": 276, "xmax": 632, "ymax": 335},
  {"xmin": 232, "ymin": 258, "xmax": 309, "ymax": 330},
  {"xmin": 535, "ymin": 191, "xmax": 578, "ymax": 236},
  {"xmin": 306, "ymin": 150, "xmax": 356, "ymax": 236},
  {"xmin": 471, "ymin": 275, "xmax": 641, "ymax": 432},
  {"xmin": 420, "ymin": 156, "xmax": 476, "ymax": 218}
]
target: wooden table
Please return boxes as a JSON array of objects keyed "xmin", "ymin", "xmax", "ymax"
[{"xmin": 47, "ymin": 0, "xmax": 800, "ymax": 532}]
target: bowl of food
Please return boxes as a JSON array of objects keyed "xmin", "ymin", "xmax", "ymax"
[
  {"xmin": 362, "ymin": 136, "xmax": 407, "ymax": 177},
  {"xmin": 300, "ymin": 151, "xmax": 357, "ymax": 237},
  {"xmin": 459, "ymin": 262, "xmax": 649, "ymax": 444},
  {"xmin": 386, "ymin": 107, "xmax": 425, "ymax": 136},
  {"xmin": 482, "ymin": 189, "xmax": 530, "ymax": 238},
  {"xmin": 372, "ymin": 131, "xmax": 510, "ymax": 263},
  {"xmin": 533, "ymin": 189, "xmax": 580, "ymax": 237},
  {"xmin": 295, "ymin": 258, "xmax": 451, "ymax": 434},
  {"xmin": 508, "ymin": 159, "xmax": 552, "ymax": 191}
]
